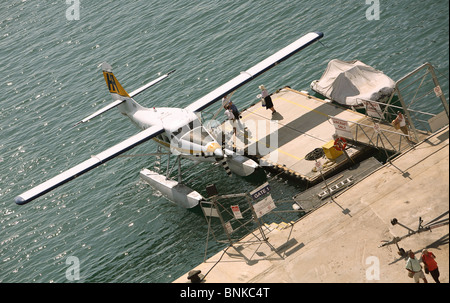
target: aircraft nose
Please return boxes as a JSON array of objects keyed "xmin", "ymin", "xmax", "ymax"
[
  {"xmin": 206, "ymin": 142, "xmax": 223, "ymax": 158},
  {"xmin": 213, "ymin": 147, "xmax": 223, "ymax": 158}
]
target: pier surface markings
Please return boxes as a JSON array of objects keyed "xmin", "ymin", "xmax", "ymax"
[{"xmin": 235, "ymin": 88, "xmax": 366, "ymax": 178}]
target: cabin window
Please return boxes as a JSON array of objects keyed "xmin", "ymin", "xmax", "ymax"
[
  {"xmin": 181, "ymin": 126, "xmax": 214, "ymax": 146},
  {"xmin": 161, "ymin": 134, "xmax": 170, "ymax": 143}
]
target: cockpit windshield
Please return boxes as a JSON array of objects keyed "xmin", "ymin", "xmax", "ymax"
[{"xmin": 181, "ymin": 126, "xmax": 214, "ymax": 146}]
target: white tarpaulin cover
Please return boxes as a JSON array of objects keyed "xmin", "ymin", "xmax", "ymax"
[{"xmin": 310, "ymin": 59, "xmax": 395, "ymax": 106}]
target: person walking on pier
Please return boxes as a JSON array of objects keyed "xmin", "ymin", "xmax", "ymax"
[
  {"xmin": 405, "ymin": 250, "xmax": 428, "ymax": 283},
  {"xmin": 259, "ymin": 85, "xmax": 276, "ymax": 114},
  {"xmin": 421, "ymin": 249, "xmax": 440, "ymax": 283}
]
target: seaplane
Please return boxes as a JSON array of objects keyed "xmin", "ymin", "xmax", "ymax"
[{"xmin": 15, "ymin": 31, "xmax": 324, "ymax": 208}]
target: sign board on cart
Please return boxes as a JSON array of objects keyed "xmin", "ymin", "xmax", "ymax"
[
  {"xmin": 253, "ymin": 195, "xmax": 276, "ymax": 218},
  {"xmin": 249, "ymin": 182, "xmax": 271, "ymax": 200},
  {"xmin": 201, "ymin": 206, "xmax": 220, "ymax": 218},
  {"xmin": 231, "ymin": 205, "xmax": 243, "ymax": 219},
  {"xmin": 249, "ymin": 182, "xmax": 276, "ymax": 218}
]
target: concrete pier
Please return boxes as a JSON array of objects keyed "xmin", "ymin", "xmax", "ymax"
[{"xmin": 174, "ymin": 126, "xmax": 449, "ymax": 283}]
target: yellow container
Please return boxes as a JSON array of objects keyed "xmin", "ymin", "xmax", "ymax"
[{"xmin": 322, "ymin": 140, "xmax": 343, "ymax": 160}]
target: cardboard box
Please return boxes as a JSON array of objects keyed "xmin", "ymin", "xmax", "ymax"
[{"xmin": 322, "ymin": 140, "xmax": 343, "ymax": 160}]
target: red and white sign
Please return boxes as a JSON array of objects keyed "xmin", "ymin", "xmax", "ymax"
[
  {"xmin": 315, "ymin": 160, "xmax": 323, "ymax": 171},
  {"xmin": 253, "ymin": 195, "xmax": 276, "ymax": 218},
  {"xmin": 434, "ymin": 86, "xmax": 443, "ymax": 97},
  {"xmin": 362, "ymin": 100, "xmax": 384, "ymax": 119},
  {"xmin": 373, "ymin": 122, "xmax": 381, "ymax": 133},
  {"xmin": 330, "ymin": 116, "xmax": 353, "ymax": 139},
  {"xmin": 231, "ymin": 205, "xmax": 243, "ymax": 219}
]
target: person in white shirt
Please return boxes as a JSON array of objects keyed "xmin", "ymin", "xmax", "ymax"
[
  {"xmin": 405, "ymin": 250, "xmax": 428, "ymax": 283},
  {"xmin": 393, "ymin": 111, "xmax": 412, "ymax": 143}
]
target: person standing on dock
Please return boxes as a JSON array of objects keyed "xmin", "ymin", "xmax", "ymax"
[
  {"xmin": 224, "ymin": 104, "xmax": 237, "ymax": 136},
  {"xmin": 223, "ymin": 94, "xmax": 245, "ymax": 134},
  {"xmin": 421, "ymin": 249, "xmax": 440, "ymax": 283},
  {"xmin": 392, "ymin": 111, "xmax": 412, "ymax": 143},
  {"xmin": 405, "ymin": 250, "xmax": 428, "ymax": 283},
  {"xmin": 228, "ymin": 100, "xmax": 245, "ymax": 131},
  {"xmin": 259, "ymin": 85, "xmax": 276, "ymax": 114}
]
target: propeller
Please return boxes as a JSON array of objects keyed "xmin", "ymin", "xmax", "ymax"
[
  {"xmin": 204, "ymin": 120, "xmax": 232, "ymax": 178},
  {"xmin": 215, "ymin": 132, "xmax": 232, "ymax": 177},
  {"xmin": 220, "ymin": 157, "xmax": 232, "ymax": 177}
]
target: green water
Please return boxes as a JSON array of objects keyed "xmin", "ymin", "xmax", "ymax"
[{"xmin": 0, "ymin": 0, "xmax": 448, "ymax": 283}]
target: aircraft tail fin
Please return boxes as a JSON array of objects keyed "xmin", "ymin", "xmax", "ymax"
[
  {"xmin": 72, "ymin": 63, "xmax": 175, "ymax": 128},
  {"xmin": 102, "ymin": 62, "xmax": 131, "ymax": 99}
]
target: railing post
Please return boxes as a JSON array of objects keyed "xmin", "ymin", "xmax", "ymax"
[
  {"xmin": 394, "ymin": 86, "xmax": 420, "ymax": 142},
  {"xmin": 427, "ymin": 63, "xmax": 449, "ymax": 119}
]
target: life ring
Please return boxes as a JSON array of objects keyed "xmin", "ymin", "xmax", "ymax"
[{"xmin": 334, "ymin": 137, "xmax": 347, "ymax": 151}]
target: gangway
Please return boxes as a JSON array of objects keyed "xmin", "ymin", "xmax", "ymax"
[
  {"xmin": 200, "ymin": 182, "xmax": 303, "ymax": 263},
  {"xmin": 328, "ymin": 62, "xmax": 448, "ymax": 159}
]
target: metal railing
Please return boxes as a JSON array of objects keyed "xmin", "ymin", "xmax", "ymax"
[
  {"xmin": 200, "ymin": 183, "xmax": 305, "ymax": 262},
  {"xmin": 379, "ymin": 62, "xmax": 448, "ymax": 137},
  {"xmin": 330, "ymin": 63, "xmax": 448, "ymax": 157}
]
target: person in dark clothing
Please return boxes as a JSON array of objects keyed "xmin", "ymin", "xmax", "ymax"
[
  {"xmin": 259, "ymin": 85, "xmax": 276, "ymax": 114},
  {"xmin": 421, "ymin": 249, "xmax": 440, "ymax": 283}
]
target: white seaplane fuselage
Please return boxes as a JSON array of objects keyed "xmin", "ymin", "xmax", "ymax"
[
  {"xmin": 119, "ymin": 98, "xmax": 258, "ymax": 174},
  {"xmin": 121, "ymin": 98, "xmax": 259, "ymax": 208}
]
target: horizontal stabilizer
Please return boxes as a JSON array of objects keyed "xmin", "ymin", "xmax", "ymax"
[
  {"xmin": 129, "ymin": 69, "xmax": 176, "ymax": 98},
  {"xmin": 185, "ymin": 31, "xmax": 323, "ymax": 112},
  {"xmin": 72, "ymin": 99, "xmax": 125, "ymax": 128},
  {"xmin": 15, "ymin": 125, "xmax": 164, "ymax": 205}
]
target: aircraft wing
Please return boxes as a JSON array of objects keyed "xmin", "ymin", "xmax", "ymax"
[
  {"xmin": 185, "ymin": 31, "xmax": 323, "ymax": 113},
  {"xmin": 15, "ymin": 125, "xmax": 164, "ymax": 205}
]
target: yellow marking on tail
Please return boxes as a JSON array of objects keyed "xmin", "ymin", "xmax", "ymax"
[{"xmin": 103, "ymin": 71, "xmax": 129, "ymax": 97}]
